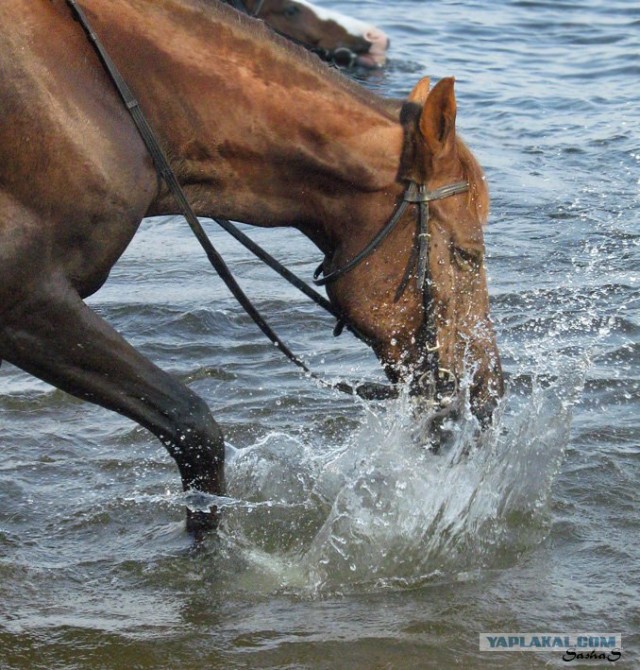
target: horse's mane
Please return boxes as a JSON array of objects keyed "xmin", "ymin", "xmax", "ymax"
[
  {"xmin": 189, "ymin": 0, "xmax": 398, "ymax": 121},
  {"xmin": 458, "ymin": 140, "xmax": 490, "ymax": 224},
  {"xmin": 167, "ymin": 0, "xmax": 487, "ymax": 213}
]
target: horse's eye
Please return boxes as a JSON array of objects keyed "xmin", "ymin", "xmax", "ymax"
[
  {"xmin": 452, "ymin": 246, "xmax": 483, "ymax": 271},
  {"xmin": 283, "ymin": 4, "xmax": 300, "ymax": 17}
]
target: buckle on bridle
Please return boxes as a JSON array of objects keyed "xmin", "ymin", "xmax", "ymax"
[
  {"xmin": 425, "ymin": 339, "xmax": 440, "ymax": 354},
  {"xmin": 415, "ymin": 366, "xmax": 458, "ymax": 409},
  {"xmin": 404, "ymin": 183, "xmax": 429, "ymax": 204}
]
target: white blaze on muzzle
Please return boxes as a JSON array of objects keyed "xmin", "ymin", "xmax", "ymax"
[{"xmin": 294, "ymin": 0, "xmax": 389, "ymax": 66}]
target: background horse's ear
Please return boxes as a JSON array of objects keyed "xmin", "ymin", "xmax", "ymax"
[
  {"xmin": 419, "ymin": 77, "xmax": 457, "ymax": 159},
  {"xmin": 407, "ymin": 76, "xmax": 430, "ymax": 104}
]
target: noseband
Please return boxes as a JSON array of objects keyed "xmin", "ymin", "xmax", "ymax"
[{"xmin": 311, "ymin": 46, "xmax": 360, "ymax": 69}]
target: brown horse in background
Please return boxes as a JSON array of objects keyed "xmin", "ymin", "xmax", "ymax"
[
  {"xmin": 226, "ymin": 0, "xmax": 390, "ymax": 68},
  {"xmin": 0, "ymin": 0, "xmax": 502, "ymax": 535}
]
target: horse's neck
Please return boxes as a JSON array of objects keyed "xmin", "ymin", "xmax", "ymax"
[{"xmin": 89, "ymin": 0, "xmax": 403, "ymax": 251}]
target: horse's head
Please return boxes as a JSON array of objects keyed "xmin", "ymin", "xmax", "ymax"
[
  {"xmin": 244, "ymin": 0, "xmax": 389, "ymax": 68},
  {"xmin": 323, "ymin": 78, "xmax": 503, "ymax": 424}
]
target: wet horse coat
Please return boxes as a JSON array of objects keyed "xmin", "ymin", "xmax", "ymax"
[{"xmin": 0, "ymin": 0, "xmax": 502, "ymax": 534}]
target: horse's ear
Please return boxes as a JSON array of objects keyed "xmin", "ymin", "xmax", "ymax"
[
  {"xmin": 419, "ymin": 77, "xmax": 457, "ymax": 159},
  {"xmin": 407, "ymin": 77, "xmax": 430, "ymax": 105}
]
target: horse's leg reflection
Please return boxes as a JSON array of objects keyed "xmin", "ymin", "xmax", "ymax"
[{"xmin": 0, "ymin": 276, "xmax": 225, "ymax": 537}]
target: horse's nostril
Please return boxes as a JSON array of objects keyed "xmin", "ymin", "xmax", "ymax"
[{"xmin": 363, "ymin": 28, "xmax": 389, "ymax": 49}]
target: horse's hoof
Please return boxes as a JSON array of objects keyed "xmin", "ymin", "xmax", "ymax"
[{"xmin": 186, "ymin": 507, "xmax": 219, "ymax": 542}]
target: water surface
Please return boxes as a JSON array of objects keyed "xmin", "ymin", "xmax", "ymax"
[{"xmin": 1, "ymin": 0, "xmax": 638, "ymax": 668}]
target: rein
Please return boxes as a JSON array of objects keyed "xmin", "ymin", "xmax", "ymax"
[{"xmin": 64, "ymin": 0, "xmax": 468, "ymax": 407}]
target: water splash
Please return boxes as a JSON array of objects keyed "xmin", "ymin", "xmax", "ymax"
[{"xmin": 216, "ymin": 356, "xmax": 587, "ymax": 596}]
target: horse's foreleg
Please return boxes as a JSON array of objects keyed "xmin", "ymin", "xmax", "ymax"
[{"xmin": 0, "ymin": 277, "xmax": 224, "ymax": 536}]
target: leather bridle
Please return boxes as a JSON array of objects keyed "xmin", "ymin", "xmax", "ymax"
[
  {"xmin": 313, "ymin": 181, "xmax": 469, "ymax": 289},
  {"xmin": 314, "ymin": 178, "xmax": 469, "ymax": 407}
]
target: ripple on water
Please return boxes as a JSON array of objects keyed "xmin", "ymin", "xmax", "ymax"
[{"xmin": 0, "ymin": 0, "xmax": 639, "ymax": 666}]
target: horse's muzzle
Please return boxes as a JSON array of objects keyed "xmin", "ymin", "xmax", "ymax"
[
  {"xmin": 358, "ymin": 27, "xmax": 389, "ymax": 68},
  {"xmin": 329, "ymin": 28, "xmax": 389, "ymax": 68}
]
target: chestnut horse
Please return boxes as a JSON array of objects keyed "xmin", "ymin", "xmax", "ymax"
[
  {"xmin": 0, "ymin": 0, "xmax": 502, "ymax": 535},
  {"xmin": 225, "ymin": 0, "xmax": 389, "ymax": 68}
]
